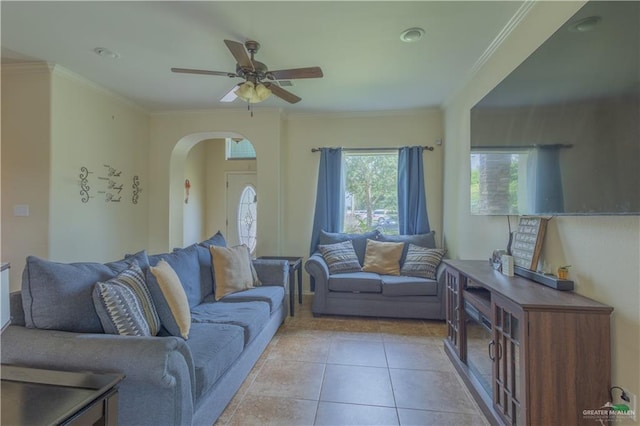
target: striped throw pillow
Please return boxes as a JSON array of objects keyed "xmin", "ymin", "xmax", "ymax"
[
  {"xmin": 93, "ymin": 280, "xmax": 151, "ymax": 336},
  {"xmin": 318, "ymin": 240, "xmax": 362, "ymax": 274},
  {"xmin": 93, "ymin": 261, "xmax": 161, "ymax": 336},
  {"xmin": 400, "ymin": 244, "xmax": 446, "ymax": 280}
]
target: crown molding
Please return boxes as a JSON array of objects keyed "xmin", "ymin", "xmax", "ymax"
[
  {"xmin": 443, "ymin": 0, "xmax": 537, "ymax": 108},
  {"xmin": 282, "ymin": 107, "xmax": 442, "ymax": 120},
  {"xmin": 1, "ymin": 61, "xmax": 54, "ymax": 75}
]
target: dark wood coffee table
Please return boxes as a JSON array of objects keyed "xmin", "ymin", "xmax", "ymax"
[{"xmin": 1, "ymin": 365, "xmax": 124, "ymax": 425}]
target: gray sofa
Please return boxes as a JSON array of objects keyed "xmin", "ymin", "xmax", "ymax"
[
  {"xmin": 1, "ymin": 233, "xmax": 289, "ymax": 426},
  {"xmin": 306, "ymin": 230, "xmax": 446, "ymax": 320}
]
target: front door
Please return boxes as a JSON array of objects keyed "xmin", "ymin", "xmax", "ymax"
[{"xmin": 226, "ymin": 172, "xmax": 258, "ymax": 254}]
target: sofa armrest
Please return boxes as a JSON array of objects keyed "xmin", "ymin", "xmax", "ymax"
[
  {"xmin": 305, "ymin": 252, "xmax": 330, "ymax": 282},
  {"xmin": 252, "ymin": 259, "xmax": 289, "ymax": 287},
  {"xmin": 1, "ymin": 325, "xmax": 195, "ymax": 426},
  {"xmin": 306, "ymin": 253, "xmax": 330, "ymax": 314}
]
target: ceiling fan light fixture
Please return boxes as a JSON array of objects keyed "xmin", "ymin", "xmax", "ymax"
[{"xmin": 235, "ymin": 81, "xmax": 271, "ymax": 103}]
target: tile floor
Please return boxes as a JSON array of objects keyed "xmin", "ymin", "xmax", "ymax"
[{"xmin": 215, "ymin": 296, "xmax": 489, "ymax": 426}]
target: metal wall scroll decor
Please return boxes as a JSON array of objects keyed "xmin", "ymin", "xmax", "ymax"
[
  {"xmin": 132, "ymin": 175, "xmax": 142, "ymax": 204},
  {"xmin": 79, "ymin": 164, "xmax": 142, "ymax": 204},
  {"xmin": 79, "ymin": 167, "xmax": 94, "ymax": 203}
]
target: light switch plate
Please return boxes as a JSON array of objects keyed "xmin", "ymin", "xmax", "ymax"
[{"xmin": 13, "ymin": 204, "xmax": 30, "ymax": 217}]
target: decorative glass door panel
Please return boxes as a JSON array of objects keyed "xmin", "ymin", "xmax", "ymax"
[
  {"xmin": 445, "ymin": 269, "xmax": 463, "ymax": 358},
  {"xmin": 237, "ymin": 185, "xmax": 257, "ymax": 254},
  {"xmin": 493, "ymin": 294, "xmax": 522, "ymax": 425}
]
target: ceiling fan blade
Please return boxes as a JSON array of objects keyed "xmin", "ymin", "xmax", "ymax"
[
  {"xmin": 265, "ymin": 83, "xmax": 301, "ymax": 104},
  {"xmin": 267, "ymin": 66, "xmax": 323, "ymax": 80},
  {"xmin": 171, "ymin": 67, "xmax": 236, "ymax": 77},
  {"xmin": 220, "ymin": 84, "xmax": 239, "ymax": 103},
  {"xmin": 224, "ymin": 40, "xmax": 254, "ymax": 70}
]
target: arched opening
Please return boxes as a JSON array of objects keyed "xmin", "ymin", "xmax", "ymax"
[{"xmin": 169, "ymin": 132, "xmax": 257, "ymax": 248}]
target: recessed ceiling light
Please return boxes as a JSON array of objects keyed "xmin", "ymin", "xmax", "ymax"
[
  {"xmin": 400, "ymin": 27, "xmax": 425, "ymax": 43},
  {"xmin": 568, "ymin": 16, "xmax": 602, "ymax": 33},
  {"xmin": 94, "ymin": 47, "xmax": 119, "ymax": 59}
]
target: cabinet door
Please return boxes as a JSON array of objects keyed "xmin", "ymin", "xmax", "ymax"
[
  {"xmin": 445, "ymin": 268, "xmax": 464, "ymax": 358},
  {"xmin": 492, "ymin": 294, "xmax": 524, "ymax": 425}
]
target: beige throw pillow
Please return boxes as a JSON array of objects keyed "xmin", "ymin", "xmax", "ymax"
[
  {"xmin": 362, "ymin": 239, "xmax": 405, "ymax": 275},
  {"xmin": 211, "ymin": 245, "xmax": 255, "ymax": 300},
  {"xmin": 149, "ymin": 260, "xmax": 191, "ymax": 339}
]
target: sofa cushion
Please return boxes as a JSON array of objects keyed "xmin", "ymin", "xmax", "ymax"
[
  {"xmin": 400, "ymin": 245, "xmax": 446, "ymax": 280},
  {"xmin": 148, "ymin": 260, "xmax": 191, "ymax": 339},
  {"xmin": 319, "ymin": 240, "xmax": 362, "ymax": 274},
  {"xmin": 93, "ymin": 280, "xmax": 151, "ymax": 336},
  {"xmin": 381, "ymin": 275, "xmax": 438, "ymax": 296},
  {"xmin": 210, "ymin": 245, "xmax": 256, "ymax": 301},
  {"xmin": 318, "ymin": 230, "xmax": 379, "ymax": 265},
  {"xmin": 328, "ymin": 272, "xmax": 382, "ymax": 293},
  {"xmin": 185, "ymin": 322, "xmax": 245, "ymax": 400},
  {"xmin": 93, "ymin": 260, "xmax": 160, "ymax": 335},
  {"xmin": 199, "ymin": 231, "xmax": 227, "ymax": 249},
  {"xmin": 220, "ymin": 286, "xmax": 285, "ymax": 313},
  {"xmin": 378, "ymin": 231, "xmax": 437, "ymax": 264},
  {"xmin": 149, "ymin": 244, "xmax": 203, "ymax": 309},
  {"xmin": 362, "ymin": 239, "xmax": 404, "ymax": 276},
  {"xmin": 190, "ymin": 301, "xmax": 270, "ymax": 345},
  {"xmin": 21, "ymin": 250, "xmax": 149, "ymax": 333}
]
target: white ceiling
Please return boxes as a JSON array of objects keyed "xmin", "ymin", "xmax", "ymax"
[{"xmin": 1, "ymin": 1, "xmax": 525, "ymax": 112}]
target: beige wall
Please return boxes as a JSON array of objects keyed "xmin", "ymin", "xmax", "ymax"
[
  {"xmin": 183, "ymin": 142, "xmax": 207, "ymax": 246},
  {"xmin": 49, "ymin": 68, "xmax": 150, "ymax": 263},
  {"xmin": 1, "ymin": 64, "xmax": 150, "ymax": 289},
  {"xmin": 1, "ymin": 64, "xmax": 52, "ymax": 289},
  {"xmin": 282, "ymin": 109, "xmax": 444, "ymax": 293},
  {"xmin": 443, "ymin": 0, "xmax": 639, "ymax": 410},
  {"xmin": 148, "ymin": 109, "xmax": 282, "ymax": 254}
]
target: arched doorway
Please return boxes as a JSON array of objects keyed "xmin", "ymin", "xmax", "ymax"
[{"xmin": 170, "ymin": 132, "xmax": 257, "ymax": 248}]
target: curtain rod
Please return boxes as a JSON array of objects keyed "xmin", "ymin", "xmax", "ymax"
[
  {"xmin": 471, "ymin": 143, "xmax": 573, "ymax": 151},
  {"xmin": 311, "ymin": 146, "xmax": 434, "ymax": 153}
]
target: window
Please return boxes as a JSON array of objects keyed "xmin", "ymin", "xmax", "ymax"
[
  {"xmin": 343, "ymin": 152, "xmax": 399, "ymax": 234},
  {"xmin": 237, "ymin": 185, "xmax": 257, "ymax": 253},
  {"xmin": 226, "ymin": 138, "xmax": 256, "ymax": 160},
  {"xmin": 470, "ymin": 151, "xmax": 529, "ymax": 215}
]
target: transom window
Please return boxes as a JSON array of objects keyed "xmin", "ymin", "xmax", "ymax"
[{"xmin": 226, "ymin": 138, "xmax": 256, "ymax": 160}]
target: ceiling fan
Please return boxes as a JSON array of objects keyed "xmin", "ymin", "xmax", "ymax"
[{"xmin": 171, "ymin": 39, "xmax": 323, "ymax": 105}]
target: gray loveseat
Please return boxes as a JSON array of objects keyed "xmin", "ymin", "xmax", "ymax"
[
  {"xmin": 1, "ymin": 233, "xmax": 289, "ymax": 426},
  {"xmin": 306, "ymin": 230, "xmax": 446, "ymax": 320}
]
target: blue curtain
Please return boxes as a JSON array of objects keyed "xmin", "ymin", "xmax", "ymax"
[
  {"xmin": 397, "ymin": 146, "xmax": 430, "ymax": 235},
  {"xmin": 309, "ymin": 148, "xmax": 343, "ymax": 255},
  {"xmin": 527, "ymin": 146, "xmax": 564, "ymax": 214}
]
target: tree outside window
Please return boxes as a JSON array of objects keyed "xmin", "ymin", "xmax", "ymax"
[{"xmin": 342, "ymin": 152, "xmax": 399, "ymax": 234}]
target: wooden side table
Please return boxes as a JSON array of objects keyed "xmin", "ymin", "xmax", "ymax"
[
  {"xmin": 1, "ymin": 365, "xmax": 124, "ymax": 425},
  {"xmin": 258, "ymin": 256, "xmax": 302, "ymax": 316}
]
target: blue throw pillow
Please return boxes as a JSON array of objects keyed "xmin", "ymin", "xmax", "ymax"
[
  {"xmin": 199, "ymin": 231, "xmax": 227, "ymax": 248},
  {"xmin": 148, "ymin": 244, "xmax": 201, "ymax": 308},
  {"xmin": 21, "ymin": 250, "xmax": 149, "ymax": 333}
]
